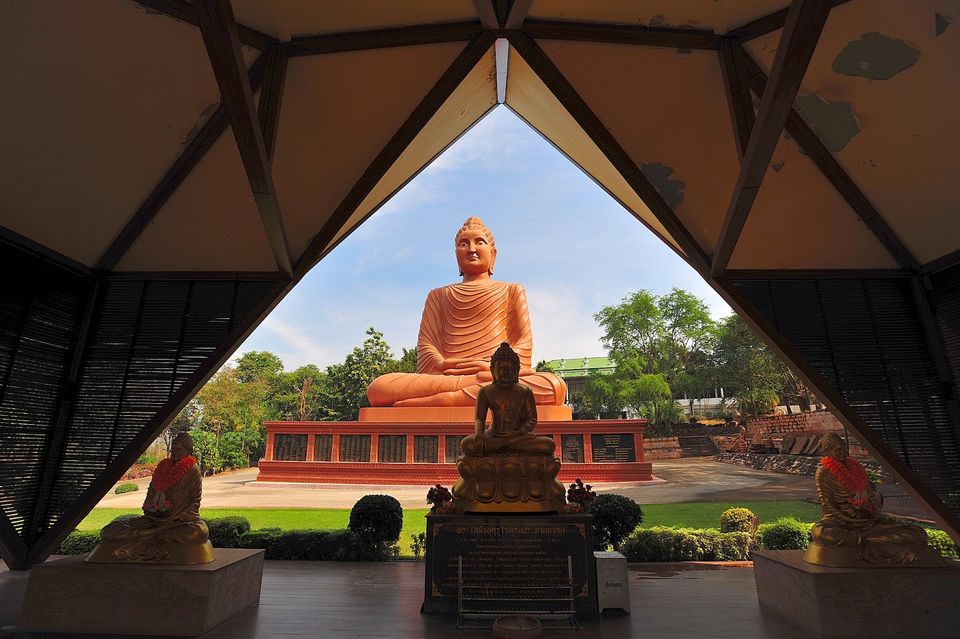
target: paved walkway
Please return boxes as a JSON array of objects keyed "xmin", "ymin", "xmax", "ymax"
[{"xmin": 94, "ymin": 456, "xmax": 932, "ymax": 519}]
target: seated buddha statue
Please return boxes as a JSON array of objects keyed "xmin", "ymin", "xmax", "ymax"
[
  {"xmin": 366, "ymin": 216, "xmax": 566, "ymax": 408},
  {"xmin": 803, "ymin": 433, "xmax": 943, "ymax": 567},
  {"xmin": 87, "ymin": 433, "xmax": 214, "ymax": 564},
  {"xmin": 452, "ymin": 343, "xmax": 566, "ymax": 513}
]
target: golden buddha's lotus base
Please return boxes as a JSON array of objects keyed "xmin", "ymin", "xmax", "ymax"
[
  {"xmin": 452, "ymin": 453, "xmax": 566, "ymax": 514},
  {"xmin": 86, "ymin": 539, "xmax": 215, "ymax": 565}
]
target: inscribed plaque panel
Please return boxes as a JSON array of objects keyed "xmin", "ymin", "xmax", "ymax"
[
  {"xmin": 378, "ymin": 435, "xmax": 406, "ymax": 463},
  {"xmin": 313, "ymin": 434, "xmax": 332, "ymax": 461},
  {"xmin": 414, "ymin": 435, "xmax": 439, "ymax": 463},
  {"xmin": 590, "ymin": 433, "xmax": 636, "ymax": 463},
  {"xmin": 340, "ymin": 434, "xmax": 371, "ymax": 462},
  {"xmin": 445, "ymin": 435, "xmax": 463, "ymax": 463},
  {"xmin": 561, "ymin": 434, "xmax": 584, "ymax": 463},
  {"xmin": 274, "ymin": 434, "xmax": 307, "ymax": 461}
]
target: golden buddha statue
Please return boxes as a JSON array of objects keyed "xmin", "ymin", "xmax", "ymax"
[
  {"xmin": 804, "ymin": 433, "xmax": 944, "ymax": 567},
  {"xmin": 452, "ymin": 343, "xmax": 566, "ymax": 514},
  {"xmin": 87, "ymin": 433, "xmax": 214, "ymax": 564},
  {"xmin": 366, "ymin": 216, "xmax": 566, "ymax": 408}
]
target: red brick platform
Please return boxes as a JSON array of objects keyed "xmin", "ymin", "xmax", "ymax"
[{"xmin": 257, "ymin": 420, "xmax": 653, "ymax": 485}]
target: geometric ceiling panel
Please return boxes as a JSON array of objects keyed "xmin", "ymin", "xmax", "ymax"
[
  {"xmin": 117, "ymin": 133, "xmax": 277, "ymax": 271},
  {"xmin": 729, "ymin": 132, "xmax": 899, "ymax": 270},
  {"xmin": 746, "ymin": 0, "xmax": 960, "ymax": 264},
  {"xmin": 0, "ymin": 0, "xmax": 235, "ymax": 267},
  {"xmin": 232, "ymin": 0, "xmax": 478, "ymax": 39},
  {"xmin": 324, "ymin": 46, "xmax": 499, "ymax": 255},
  {"xmin": 527, "ymin": 0, "xmax": 789, "ymax": 33},
  {"xmin": 505, "ymin": 47, "xmax": 683, "ymax": 255},
  {"xmin": 273, "ymin": 43, "xmax": 469, "ymax": 261},
  {"xmin": 538, "ymin": 41, "xmax": 740, "ymax": 256}
]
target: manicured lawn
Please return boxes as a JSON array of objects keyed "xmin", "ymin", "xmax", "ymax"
[
  {"xmin": 638, "ymin": 500, "xmax": 820, "ymax": 529},
  {"xmin": 78, "ymin": 501, "xmax": 818, "ymax": 556}
]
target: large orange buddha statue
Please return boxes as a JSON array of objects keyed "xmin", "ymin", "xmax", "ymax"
[{"xmin": 366, "ymin": 216, "xmax": 566, "ymax": 408}]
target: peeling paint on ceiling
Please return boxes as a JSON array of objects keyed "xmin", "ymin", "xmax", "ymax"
[
  {"xmin": 831, "ymin": 32, "xmax": 920, "ymax": 80},
  {"xmin": 794, "ymin": 93, "xmax": 860, "ymax": 152},
  {"xmin": 640, "ymin": 162, "xmax": 685, "ymax": 209}
]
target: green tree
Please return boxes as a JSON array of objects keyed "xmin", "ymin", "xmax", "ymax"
[
  {"xmin": 711, "ymin": 315, "xmax": 784, "ymax": 417},
  {"xmin": 235, "ymin": 351, "xmax": 284, "ymax": 383},
  {"xmin": 319, "ymin": 327, "xmax": 398, "ymax": 421},
  {"xmin": 572, "ymin": 371, "xmax": 624, "ymax": 420},
  {"xmin": 270, "ymin": 364, "xmax": 327, "ymax": 420}
]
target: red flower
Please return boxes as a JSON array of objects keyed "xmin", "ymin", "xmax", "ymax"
[{"xmin": 821, "ymin": 456, "xmax": 875, "ymax": 512}]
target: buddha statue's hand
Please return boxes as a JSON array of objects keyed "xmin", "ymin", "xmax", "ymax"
[{"xmin": 441, "ymin": 358, "xmax": 490, "ymax": 375}]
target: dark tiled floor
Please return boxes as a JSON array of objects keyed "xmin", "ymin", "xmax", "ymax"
[{"xmin": 0, "ymin": 560, "xmax": 807, "ymax": 639}]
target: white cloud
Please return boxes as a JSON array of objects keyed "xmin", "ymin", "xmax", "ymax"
[
  {"xmin": 236, "ymin": 316, "xmax": 336, "ymax": 370},
  {"xmin": 524, "ymin": 284, "xmax": 606, "ymax": 362}
]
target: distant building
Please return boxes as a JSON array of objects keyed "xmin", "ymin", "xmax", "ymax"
[{"xmin": 542, "ymin": 356, "xmax": 615, "ymax": 403}]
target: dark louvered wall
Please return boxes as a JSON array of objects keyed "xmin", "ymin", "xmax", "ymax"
[
  {"xmin": 37, "ymin": 278, "xmax": 277, "ymax": 540},
  {"xmin": 732, "ymin": 277, "xmax": 960, "ymax": 520},
  {"xmin": 0, "ymin": 247, "xmax": 89, "ymax": 538}
]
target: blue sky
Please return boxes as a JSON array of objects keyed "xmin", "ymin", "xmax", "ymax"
[{"xmin": 236, "ymin": 107, "xmax": 730, "ymax": 370}]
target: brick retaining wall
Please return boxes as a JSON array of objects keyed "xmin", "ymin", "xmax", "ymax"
[{"xmin": 644, "ymin": 436, "xmax": 681, "ymax": 460}]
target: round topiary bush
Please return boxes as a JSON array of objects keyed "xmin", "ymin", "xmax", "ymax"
[
  {"xmin": 349, "ymin": 494, "xmax": 403, "ymax": 545},
  {"xmin": 757, "ymin": 517, "xmax": 811, "ymax": 550},
  {"xmin": 588, "ymin": 493, "xmax": 644, "ymax": 551},
  {"xmin": 114, "ymin": 482, "xmax": 139, "ymax": 494},
  {"xmin": 720, "ymin": 507, "xmax": 759, "ymax": 535}
]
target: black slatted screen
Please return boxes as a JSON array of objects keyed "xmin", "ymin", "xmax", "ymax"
[
  {"xmin": 733, "ymin": 277, "xmax": 960, "ymax": 517},
  {"xmin": 0, "ymin": 247, "xmax": 89, "ymax": 537}
]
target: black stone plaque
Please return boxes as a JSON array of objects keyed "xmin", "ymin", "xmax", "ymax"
[
  {"xmin": 313, "ymin": 434, "xmax": 332, "ymax": 461},
  {"xmin": 274, "ymin": 434, "xmax": 307, "ymax": 461},
  {"xmin": 590, "ymin": 433, "xmax": 636, "ymax": 463},
  {"xmin": 340, "ymin": 435, "xmax": 370, "ymax": 462},
  {"xmin": 414, "ymin": 435, "xmax": 438, "ymax": 463},
  {"xmin": 423, "ymin": 514, "xmax": 597, "ymax": 616},
  {"xmin": 561, "ymin": 434, "xmax": 584, "ymax": 463},
  {"xmin": 378, "ymin": 435, "xmax": 406, "ymax": 462},
  {"xmin": 445, "ymin": 435, "xmax": 463, "ymax": 463}
]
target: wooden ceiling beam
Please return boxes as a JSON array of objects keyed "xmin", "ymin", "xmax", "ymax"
[
  {"xmin": 921, "ymin": 250, "xmax": 960, "ymax": 276},
  {"xmin": 717, "ymin": 37, "xmax": 756, "ymax": 160},
  {"xmin": 133, "ymin": 0, "xmax": 274, "ymax": 49},
  {"xmin": 97, "ymin": 55, "xmax": 268, "ymax": 272},
  {"xmin": 1, "ymin": 224, "xmax": 94, "ymax": 277},
  {"xmin": 711, "ymin": 0, "xmax": 832, "ymax": 278},
  {"xmin": 195, "ymin": 0, "xmax": 292, "ymax": 276},
  {"xmin": 473, "ymin": 0, "xmax": 499, "ymax": 30},
  {"xmin": 504, "ymin": 0, "xmax": 533, "ymax": 29},
  {"xmin": 293, "ymin": 33, "xmax": 496, "ymax": 279},
  {"xmin": 727, "ymin": 0, "xmax": 851, "ymax": 41},
  {"xmin": 258, "ymin": 43, "xmax": 287, "ymax": 161},
  {"xmin": 737, "ymin": 46, "xmax": 920, "ymax": 272},
  {"xmin": 508, "ymin": 32, "xmax": 710, "ymax": 275},
  {"xmin": 288, "ymin": 22, "xmax": 484, "ymax": 57},
  {"xmin": 0, "ymin": 511, "xmax": 28, "ymax": 570},
  {"xmin": 724, "ymin": 268, "xmax": 911, "ymax": 279},
  {"xmin": 520, "ymin": 20, "xmax": 717, "ymax": 50}
]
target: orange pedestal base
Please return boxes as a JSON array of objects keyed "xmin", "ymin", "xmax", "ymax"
[{"xmin": 358, "ymin": 405, "xmax": 573, "ymax": 422}]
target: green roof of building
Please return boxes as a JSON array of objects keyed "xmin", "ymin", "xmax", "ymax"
[{"xmin": 543, "ymin": 357, "xmax": 615, "ymax": 378}]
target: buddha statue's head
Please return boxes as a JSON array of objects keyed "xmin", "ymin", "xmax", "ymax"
[
  {"xmin": 171, "ymin": 432, "xmax": 195, "ymax": 461},
  {"xmin": 820, "ymin": 433, "xmax": 848, "ymax": 461},
  {"xmin": 490, "ymin": 342, "xmax": 521, "ymax": 386},
  {"xmin": 455, "ymin": 216, "xmax": 496, "ymax": 279}
]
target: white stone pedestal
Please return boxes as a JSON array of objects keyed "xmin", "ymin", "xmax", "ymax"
[
  {"xmin": 753, "ymin": 550, "xmax": 960, "ymax": 639},
  {"xmin": 18, "ymin": 548, "xmax": 264, "ymax": 636}
]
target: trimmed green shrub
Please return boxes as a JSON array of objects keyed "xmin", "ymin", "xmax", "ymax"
[
  {"xmin": 620, "ymin": 527, "xmax": 752, "ymax": 562},
  {"xmin": 114, "ymin": 482, "xmax": 139, "ymax": 494},
  {"xmin": 719, "ymin": 507, "xmax": 759, "ymax": 535},
  {"xmin": 926, "ymin": 528, "xmax": 960, "ymax": 559},
  {"xmin": 349, "ymin": 495, "xmax": 403, "ymax": 545},
  {"xmin": 238, "ymin": 528, "xmax": 281, "ymax": 550},
  {"xmin": 589, "ymin": 494, "xmax": 644, "ymax": 551},
  {"xmin": 206, "ymin": 516, "xmax": 251, "ymax": 548},
  {"xmin": 757, "ymin": 517, "xmax": 812, "ymax": 550},
  {"xmin": 58, "ymin": 531, "xmax": 101, "ymax": 555}
]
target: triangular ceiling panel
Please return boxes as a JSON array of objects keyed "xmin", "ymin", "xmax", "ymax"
[
  {"xmin": 117, "ymin": 132, "xmax": 276, "ymax": 271},
  {"xmin": 0, "ymin": 0, "xmax": 255, "ymax": 267},
  {"xmin": 273, "ymin": 42, "xmax": 470, "ymax": 262},
  {"xmin": 505, "ymin": 46, "xmax": 683, "ymax": 255},
  {"xmin": 324, "ymin": 46, "xmax": 498, "ymax": 254},
  {"xmin": 232, "ymin": 0, "xmax": 478, "ymax": 39},
  {"xmin": 746, "ymin": 0, "xmax": 960, "ymax": 264},
  {"xmin": 729, "ymin": 131, "xmax": 898, "ymax": 269},
  {"xmin": 537, "ymin": 41, "xmax": 741, "ymax": 257},
  {"xmin": 527, "ymin": 0, "xmax": 789, "ymax": 33}
]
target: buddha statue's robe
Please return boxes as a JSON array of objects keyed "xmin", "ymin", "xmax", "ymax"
[
  {"xmin": 805, "ymin": 463, "xmax": 932, "ymax": 566},
  {"xmin": 367, "ymin": 280, "xmax": 566, "ymax": 407},
  {"xmin": 88, "ymin": 464, "xmax": 213, "ymax": 564},
  {"xmin": 460, "ymin": 380, "xmax": 557, "ymax": 456}
]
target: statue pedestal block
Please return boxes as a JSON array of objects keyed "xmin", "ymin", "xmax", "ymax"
[
  {"xmin": 18, "ymin": 549, "xmax": 264, "ymax": 636},
  {"xmin": 423, "ymin": 514, "xmax": 598, "ymax": 617},
  {"xmin": 753, "ymin": 550, "xmax": 960, "ymax": 639}
]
